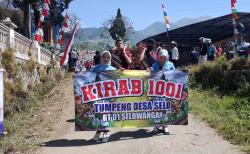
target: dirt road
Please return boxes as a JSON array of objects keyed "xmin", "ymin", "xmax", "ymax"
[{"xmin": 36, "ymin": 74, "xmax": 243, "ymax": 154}]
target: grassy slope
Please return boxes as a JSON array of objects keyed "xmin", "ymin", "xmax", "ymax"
[
  {"xmin": 0, "ymin": 73, "xmax": 70, "ymax": 153},
  {"xmin": 189, "ymin": 88, "xmax": 250, "ymax": 153},
  {"xmin": 0, "ymin": 81, "xmax": 57, "ymax": 153}
]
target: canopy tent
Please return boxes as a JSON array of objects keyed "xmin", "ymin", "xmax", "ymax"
[
  {"xmin": 140, "ymin": 12, "xmax": 250, "ymax": 65},
  {"xmin": 141, "ymin": 12, "xmax": 250, "ymax": 47}
]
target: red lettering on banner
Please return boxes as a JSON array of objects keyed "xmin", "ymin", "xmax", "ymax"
[
  {"xmin": 81, "ymin": 85, "xmax": 96, "ymax": 102},
  {"xmin": 130, "ymin": 79, "xmax": 143, "ymax": 95},
  {"xmin": 103, "ymin": 81, "xmax": 117, "ymax": 97},
  {"xmin": 95, "ymin": 82, "xmax": 103, "ymax": 99},
  {"xmin": 80, "ymin": 78, "xmax": 184, "ymax": 103},
  {"xmin": 118, "ymin": 79, "xmax": 130, "ymax": 96},
  {"xmin": 155, "ymin": 80, "xmax": 165, "ymax": 95},
  {"xmin": 148, "ymin": 79, "xmax": 155, "ymax": 96},
  {"xmin": 166, "ymin": 82, "xmax": 175, "ymax": 97},
  {"xmin": 147, "ymin": 79, "xmax": 184, "ymax": 100},
  {"xmin": 175, "ymin": 83, "xmax": 183, "ymax": 100}
]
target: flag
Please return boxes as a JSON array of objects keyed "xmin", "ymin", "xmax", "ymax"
[
  {"xmin": 231, "ymin": 0, "xmax": 238, "ymax": 19},
  {"xmin": 34, "ymin": 28, "xmax": 44, "ymax": 42},
  {"xmin": 60, "ymin": 24, "xmax": 78, "ymax": 66},
  {"xmin": 56, "ymin": 14, "xmax": 70, "ymax": 49},
  {"xmin": 162, "ymin": 4, "xmax": 170, "ymax": 30},
  {"xmin": 231, "ymin": 0, "xmax": 239, "ymax": 40},
  {"xmin": 32, "ymin": 0, "xmax": 50, "ymax": 47}
]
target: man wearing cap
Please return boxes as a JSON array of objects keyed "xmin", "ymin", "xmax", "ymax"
[{"xmin": 170, "ymin": 41, "xmax": 179, "ymax": 67}]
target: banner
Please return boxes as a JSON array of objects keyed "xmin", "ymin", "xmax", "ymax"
[{"xmin": 74, "ymin": 70, "xmax": 188, "ymax": 131}]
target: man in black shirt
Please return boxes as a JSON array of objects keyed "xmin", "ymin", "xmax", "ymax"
[
  {"xmin": 199, "ymin": 41, "xmax": 208, "ymax": 64},
  {"xmin": 94, "ymin": 51, "xmax": 101, "ymax": 65}
]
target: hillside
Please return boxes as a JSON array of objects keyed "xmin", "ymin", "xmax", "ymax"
[{"xmin": 73, "ymin": 16, "xmax": 211, "ymax": 47}]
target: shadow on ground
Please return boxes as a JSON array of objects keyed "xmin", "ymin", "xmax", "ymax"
[{"xmin": 42, "ymin": 129, "xmax": 162, "ymax": 147}]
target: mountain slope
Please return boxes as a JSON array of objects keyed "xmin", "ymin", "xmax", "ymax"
[{"xmin": 74, "ymin": 16, "xmax": 212, "ymax": 45}]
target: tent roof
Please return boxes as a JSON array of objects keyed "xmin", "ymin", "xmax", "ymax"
[{"xmin": 141, "ymin": 12, "xmax": 250, "ymax": 46}]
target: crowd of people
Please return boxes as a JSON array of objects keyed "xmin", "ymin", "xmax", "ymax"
[
  {"xmin": 70, "ymin": 39, "xmax": 180, "ymax": 74},
  {"xmin": 191, "ymin": 38, "xmax": 238, "ymax": 65}
]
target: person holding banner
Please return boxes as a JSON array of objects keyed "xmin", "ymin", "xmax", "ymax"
[
  {"xmin": 91, "ymin": 50, "xmax": 117, "ymax": 142},
  {"xmin": 92, "ymin": 51, "xmax": 117, "ymax": 72},
  {"xmin": 151, "ymin": 49, "xmax": 175, "ymax": 135},
  {"xmin": 152, "ymin": 49, "xmax": 175, "ymax": 71}
]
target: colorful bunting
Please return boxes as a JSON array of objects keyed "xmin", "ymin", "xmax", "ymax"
[
  {"xmin": 56, "ymin": 14, "xmax": 70, "ymax": 49},
  {"xmin": 34, "ymin": 0, "xmax": 50, "ymax": 44}
]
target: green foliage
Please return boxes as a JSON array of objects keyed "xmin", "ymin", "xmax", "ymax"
[
  {"xmin": 106, "ymin": 8, "xmax": 134, "ymax": 42},
  {"xmin": 24, "ymin": 58, "xmax": 37, "ymax": 73},
  {"xmin": 48, "ymin": 0, "xmax": 74, "ymax": 26},
  {"xmin": 189, "ymin": 56, "xmax": 250, "ymax": 97},
  {"xmin": 0, "ymin": 81, "xmax": 56, "ymax": 153},
  {"xmin": 1, "ymin": 49, "xmax": 17, "ymax": 76},
  {"xmin": 189, "ymin": 89, "xmax": 250, "ymax": 153},
  {"xmin": 230, "ymin": 58, "xmax": 250, "ymax": 70},
  {"xmin": 12, "ymin": 0, "xmax": 74, "ymax": 37},
  {"xmin": 109, "ymin": 8, "xmax": 126, "ymax": 41}
]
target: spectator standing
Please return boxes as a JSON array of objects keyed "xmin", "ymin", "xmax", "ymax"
[
  {"xmin": 170, "ymin": 41, "xmax": 179, "ymax": 67},
  {"xmin": 111, "ymin": 39, "xmax": 132, "ymax": 69},
  {"xmin": 208, "ymin": 43, "xmax": 216, "ymax": 61},
  {"xmin": 94, "ymin": 51, "xmax": 101, "ymax": 65},
  {"xmin": 191, "ymin": 47, "xmax": 199, "ymax": 65},
  {"xmin": 216, "ymin": 45, "xmax": 223, "ymax": 58},
  {"xmin": 199, "ymin": 42, "xmax": 208, "ymax": 64},
  {"xmin": 144, "ymin": 39, "xmax": 158, "ymax": 67}
]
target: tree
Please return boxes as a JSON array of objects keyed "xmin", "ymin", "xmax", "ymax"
[
  {"xmin": 106, "ymin": 8, "xmax": 134, "ymax": 42},
  {"xmin": 12, "ymin": 0, "xmax": 39, "ymax": 38},
  {"xmin": 12, "ymin": 0, "xmax": 74, "ymax": 38},
  {"xmin": 49, "ymin": 0, "xmax": 74, "ymax": 26},
  {"xmin": 11, "ymin": 10, "xmax": 23, "ymax": 33}
]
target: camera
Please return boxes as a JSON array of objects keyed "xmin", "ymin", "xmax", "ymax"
[{"xmin": 199, "ymin": 37, "xmax": 212, "ymax": 44}]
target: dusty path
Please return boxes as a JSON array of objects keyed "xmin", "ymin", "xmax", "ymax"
[{"xmin": 36, "ymin": 74, "xmax": 243, "ymax": 154}]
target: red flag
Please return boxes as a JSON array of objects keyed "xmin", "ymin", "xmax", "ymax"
[
  {"xmin": 44, "ymin": 0, "xmax": 50, "ymax": 5},
  {"xmin": 41, "ymin": 9, "xmax": 49, "ymax": 16},
  {"xmin": 60, "ymin": 24, "xmax": 78, "ymax": 66},
  {"xmin": 34, "ymin": 28, "xmax": 44, "ymax": 42},
  {"xmin": 231, "ymin": 0, "xmax": 236, "ymax": 8}
]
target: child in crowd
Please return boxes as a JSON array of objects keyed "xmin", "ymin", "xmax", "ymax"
[
  {"xmin": 151, "ymin": 49, "xmax": 175, "ymax": 135},
  {"xmin": 152, "ymin": 49, "xmax": 175, "ymax": 71},
  {"xmin": 91, "ymin": 50, "xmax": 116, "ymax": 142}
]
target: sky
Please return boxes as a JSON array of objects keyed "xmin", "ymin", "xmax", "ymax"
[{"xmin": 68, "ymin": 0, "xmax": 250, "ymax": 30}]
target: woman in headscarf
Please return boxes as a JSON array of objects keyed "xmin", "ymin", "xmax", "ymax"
[
  {"xmin": 92, "ymin": 50, "xmax": 116, "ymax": 72},
  {"xmin": 91, "ymin": 51, "xmax": 116, "ymax": 143},
  {"xmin": 151, "ymin": 49, "xmax": 175, "ymax": 135},
  {"xmin": 152, "ymin": 49, "xmax": 175, "ymax": 71}
]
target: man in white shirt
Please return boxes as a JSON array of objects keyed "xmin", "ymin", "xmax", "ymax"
[{"xmin": 170, "ymin": 41, "xmax": 179, "ymax": 67}]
